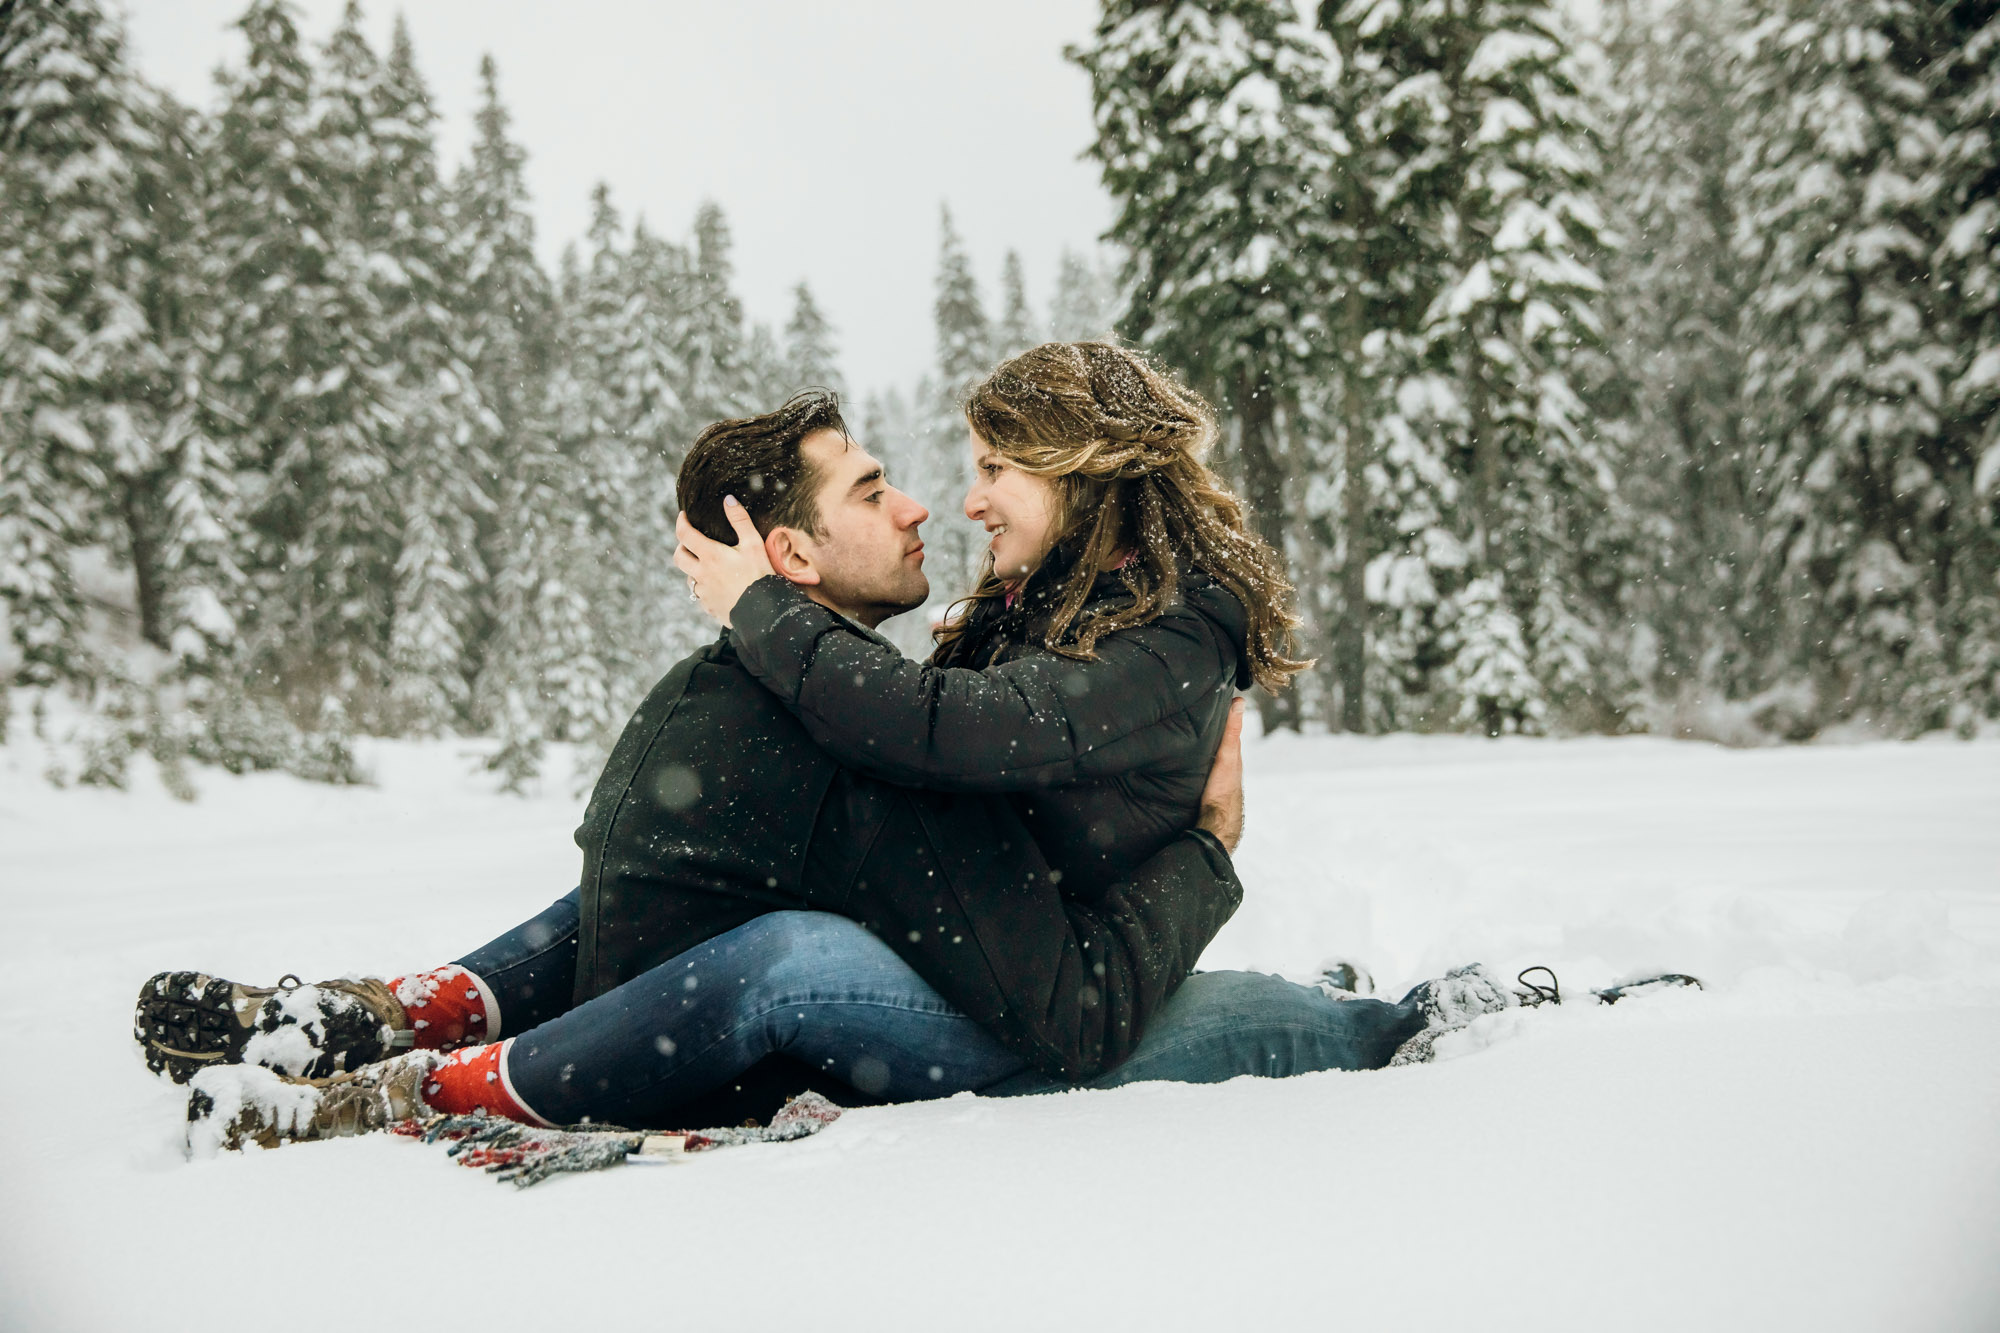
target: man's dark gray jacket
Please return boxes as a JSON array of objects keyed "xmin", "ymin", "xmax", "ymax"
[{"xmin": 570, "ymin": 632, "xmax": 1241, "ymax": 1082}]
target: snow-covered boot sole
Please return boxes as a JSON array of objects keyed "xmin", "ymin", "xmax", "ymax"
[{"xmin": 137, "ymin": 970, "xmax": 411, "ymax": 1084}]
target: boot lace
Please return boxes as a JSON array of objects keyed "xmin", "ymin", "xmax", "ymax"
[{"xmin": 1515, "ymin": 966, "xmax": 1561, "ymax": 1008}]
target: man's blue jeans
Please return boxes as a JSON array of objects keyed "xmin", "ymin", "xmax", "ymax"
[{"xmin": 459, "ymin": 895, "xmax": 1425, "ymax": 1126}]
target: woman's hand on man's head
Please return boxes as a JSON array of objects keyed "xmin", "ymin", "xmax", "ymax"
[{"xmin": 673, "ymin": 496, "xmax": 777, "ymax": 629}]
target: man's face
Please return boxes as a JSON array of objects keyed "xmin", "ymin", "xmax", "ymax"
[{"xmin": 786, "ymin": 428, "xmax": 930, "ymax": 627}]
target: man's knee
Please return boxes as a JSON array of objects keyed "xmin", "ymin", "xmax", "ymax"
[{"xmin": 697, "ymin": 911, "xmax": 895, "ymax": 996}]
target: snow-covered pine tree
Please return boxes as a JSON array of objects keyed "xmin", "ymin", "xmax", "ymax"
[
  {"xmin": 1586, "ymin": 0, "xmax": 1764, "ymax": 731},
  {"xmin": 743, "ymin": 322, "xmax": 788, "ymax": 410},
  {"xmin": 134, "ymin": 93, "xmax": 244, "ymax": 678},
  {"xmin": 449, "ymin": 54, "xmax": 559, "ymax": 735},
  {"xmin": 1284, "ymin": 1, "xmax": 1458, "ymax": 732},
  {"xmin": 1731, "ymin": 0, "xmax": 1968, "ymax": 734},
  {"xmin": 1336, "ymin": 0, "xmax": 1620, "ymax": 734},
  {"xmin": 934, "ymin": 205, "xmax": 994, "ymax": 398},
  {"xmin": 683, "ymin": 201, "xmax": 751, "ymax": 430},
  {"xmin": 452, "ymin": 55, "xmax": 557, "ymax": 456},
  {"xmin": 0, "ymin": 0, "xmax": 256, "ymax": 790},
  {"xmin": 783, "ymin": 281, "xmax": 844, "ymax": 396},
  {"xmin": 1933, "ymin": 1, "xmax": 2000, "ymax": 730},
  {"xmin": 531, "ymin": 186, "xmax": 710, "ymax": 779},
  {"xmin": 288, "ymin": 1, "xmax": 413, "ymax": 728},
  {"xmin": 620, "ymin": 219, "xmax": 693, "ymax": 476},
  {"xmin": 474, "ymin": 208, "xmax": 610, "ymax": 783},
  {"xmin": 924, "ymin": 205, "xmax": 994, "ymax": 598},
  {"xmin": 204, "ymin": 0, "xmax": 394, "ymax": 733},
  {"xmin": 1073, "ymin": 0, "xmax": 1346, "ymax": 730},
  {"xmin": 479, "ymin": 436, "xmax": 609, "ymax": 788},
  {"xmin": 1047, "ymin": 246, "xmax": 1121, "ymax": 342},
  {"xmin": 375, "ymin": 14, "xmax": 491, "ymax": 735},
  {"xmin": 0, "ymin": 0, "xmax": 159, "ymax": 696},
  {"xmin": 553, "ymin": 188, "xmax": 657, "ymax": 717},
  {"xmin": 995, "ymin": 250, "xmax": 1038, "ymax": 358}
]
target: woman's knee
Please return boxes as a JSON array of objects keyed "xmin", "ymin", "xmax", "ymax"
[
  {"xmin": 1171, "ymin": 969, "xmax": 1322, "ymax": 1019},
  {"xmin": 1163, "ymin": 970, "xmax": 1417, "ymax": 1047}
]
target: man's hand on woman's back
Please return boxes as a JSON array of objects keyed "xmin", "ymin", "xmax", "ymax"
[{"xmin": 1197, "ymin": 697, "xmax": 1246, "ymax": 854}]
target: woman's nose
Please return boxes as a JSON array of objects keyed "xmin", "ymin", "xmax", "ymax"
[{"xmin": 964, "ymin": 486, "xmax": 985, "ymax": 522}]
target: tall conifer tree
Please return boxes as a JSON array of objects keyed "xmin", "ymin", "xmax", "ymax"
[
  {"xmin": 926, "ymin": 206, "xmax": 994, "ymax": 595},
  {"xmin": 1934, "ymin": 0, "xmax": 2000, "ymax": 728},
  {"xmin": 205, "ymin": 0, "xmax": 390, "ymax": 724},
  {"xmin": 1073, "ymin": 0, "xmax": 1344, "ymax": 729},
  {"xmin": 452, "ymin": 54, "xmax": 580, "ymax": 771},
  {"xmin": 1047, "ymin": 247, "xmax": 1120, "ymax": 341},
  {"xmin": 1732, "ymin": 0, "xmax": 1968, "ymax": 732},
  {"xmin": 452, "ymin": 54, "xmax": 556, "ymax": 494},
  {"xmin": 1588, "ymin": 0, "xmax": 1762, "ymax": 723},
  {"xmin": 0, "ymin": 0, "xmax": 158, "ymax": 692},
  {"xmin": 682, "ymin": 201, "xmax": 749, "ymax": 430},
  {"xmin": 996, "ymin": 251, "xmax": 1038, "ymax": 357},
  {"xmin": 1336, "ymin": 0, "xmax": 1618, "ymax": 733},
  {"xmin": 373, "ymin": 15, "xmax": 490, "ymax": 733},
  {"xmin": 783, "ymin": 281, "xmax": 843, "ymax": 395}
]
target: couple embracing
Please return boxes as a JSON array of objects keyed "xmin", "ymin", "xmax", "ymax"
[{"xmin": 141, "ymin": 342, "xmax": 1535, "ymax": 1146}]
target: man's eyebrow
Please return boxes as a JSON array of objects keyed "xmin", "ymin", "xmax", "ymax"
[{"xmin": 848, "ymin": 466, "xmax": 884, "ymax": 492}]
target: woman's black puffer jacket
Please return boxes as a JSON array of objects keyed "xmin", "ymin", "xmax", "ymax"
[{"xmin": 726, "ymin": 554, "xmax": 1252, "ymax": 896}]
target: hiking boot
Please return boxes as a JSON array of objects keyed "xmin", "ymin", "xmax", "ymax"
[
  {"xmin": 186, "ymin": 1051, "xmax": 444, "ymax": 1154},
  {"xmin": 1509, "ymin": 967, "xmax": 1705, "ymax": 1008},
  {"xmin": 1389, "ymin": 963, "xmax": 1518, "ymax": 1066},
  {"xmin": 136, "ymin": 970, "xmax": 412, "ymax": 1084}
]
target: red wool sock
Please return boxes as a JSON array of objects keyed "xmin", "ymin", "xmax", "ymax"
[
  {"xmin": 390, "ymin": 965, "xmax": 498, "ymax": 1049},
  {"xmin": 418, "ymin": 1040, "xmax": 550, "ymax": 1126}
]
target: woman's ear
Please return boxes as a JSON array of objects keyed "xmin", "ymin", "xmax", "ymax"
[{"xmin": 764, "ymin": 527, "xmax": 823, "ymax": 587}]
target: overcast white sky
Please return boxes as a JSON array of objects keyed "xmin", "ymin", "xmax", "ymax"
[{"xmin": 117, "ymin": 0, "xmax": 1116, "ymax": 399}]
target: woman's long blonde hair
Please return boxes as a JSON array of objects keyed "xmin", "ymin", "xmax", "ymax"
[{"xmin": 934, "ymin": 341, "xmax": 1310, "ymax": 694}]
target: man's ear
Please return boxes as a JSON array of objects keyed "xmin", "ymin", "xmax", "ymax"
[{"xmin": 764, "ymin": 527, "xmax": 822, "ymax": 587}]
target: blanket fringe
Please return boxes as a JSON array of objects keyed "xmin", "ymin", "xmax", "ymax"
[{"xmin": 390, "ymin": 1090, "xmax": 845, "ymax": 1187}]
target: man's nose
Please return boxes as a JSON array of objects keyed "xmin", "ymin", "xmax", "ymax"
[{"xmin": 893, "ymin": 489, "xmax": 929, "ymax": 528}]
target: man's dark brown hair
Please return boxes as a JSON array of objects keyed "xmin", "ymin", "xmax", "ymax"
[{"xmin": 676, "ymin": 390, "xmax": 848, "ymax": 545}]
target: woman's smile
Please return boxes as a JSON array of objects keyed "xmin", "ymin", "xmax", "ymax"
[{"xmin": 965, "ymin": 439, "xmax": 1059, "ymax": 580}]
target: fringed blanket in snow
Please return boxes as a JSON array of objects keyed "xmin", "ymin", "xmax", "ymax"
[{"xmin": 390, "ymin": 1091, "xmax": 845, "ymax": 1187}]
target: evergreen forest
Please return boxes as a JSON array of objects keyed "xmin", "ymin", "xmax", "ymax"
[{"xmin": 2, "ymin": 0, "xmax": 1996, "ymax": 797}]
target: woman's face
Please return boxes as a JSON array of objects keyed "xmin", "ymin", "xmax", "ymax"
[{"xmin": 964, "ymin": 434, "xmax": 1061, "ymax": 582}]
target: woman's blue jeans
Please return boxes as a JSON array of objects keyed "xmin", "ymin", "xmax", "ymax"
[{"xmin": 458, "ymin": 894, "xmax": 1425, "ymax": 1127}]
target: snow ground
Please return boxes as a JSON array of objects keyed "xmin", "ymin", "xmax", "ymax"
[{"xmin": 2, "ymin": 727, "xmax": 1997, "ymax": 1332}]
